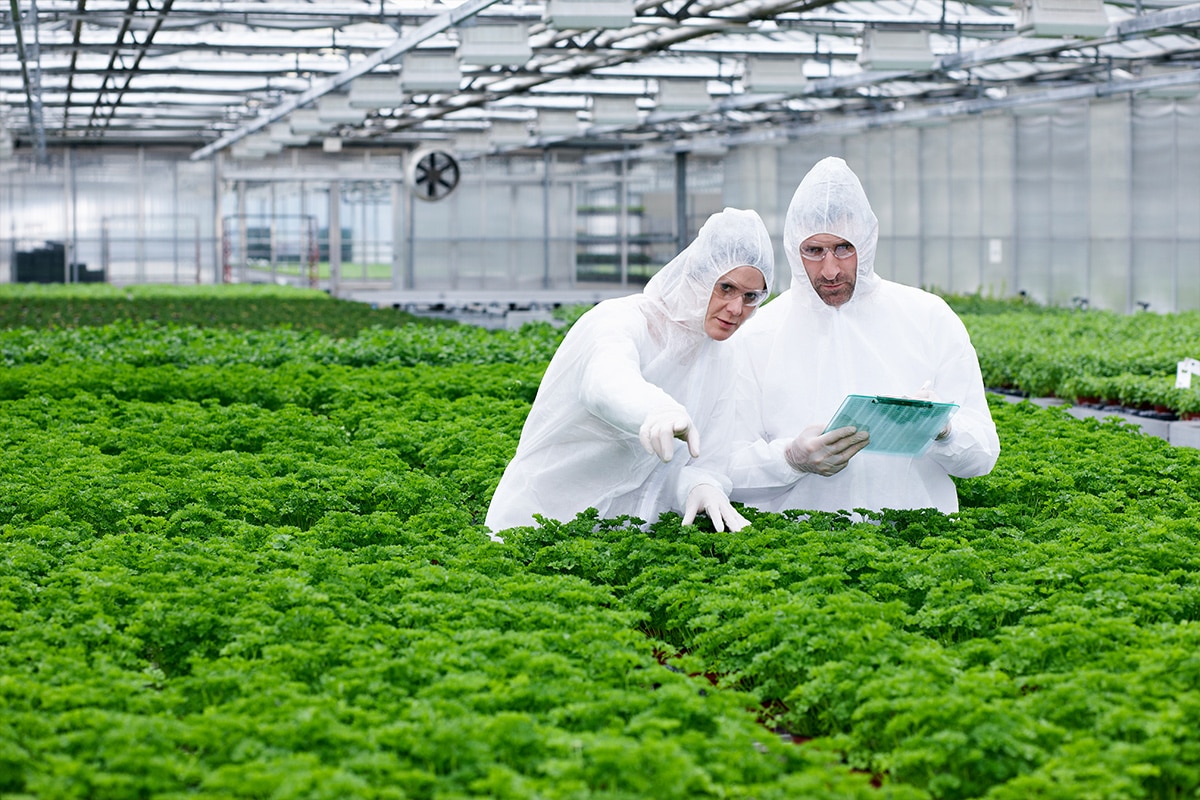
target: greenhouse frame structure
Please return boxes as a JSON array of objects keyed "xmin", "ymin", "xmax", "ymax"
[{"xmin": 2, "ymin": 0, "xmax": 1198, "ymax": 312}]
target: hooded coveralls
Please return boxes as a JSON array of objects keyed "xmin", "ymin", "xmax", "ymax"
[
  {"xmin": 728, "ymin": 157, "xmax": 1000, "ymax": 515},
  {"xmin": 485, "ymin": 207, "xmax": 774, "ymax": 534}
]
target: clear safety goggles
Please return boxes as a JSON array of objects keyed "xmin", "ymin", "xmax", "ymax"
[
  {"xmin": 714, "ymin": 281, "xmax": 770, "ymax": 307},
  {"xmin": 799, "ymin": 243, "xmax": 856, "ymax": 261}
]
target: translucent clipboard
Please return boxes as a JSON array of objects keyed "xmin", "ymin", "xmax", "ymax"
[{"xmin": 823, "ymin": 394, "xmax": 959, "ymax": 456}]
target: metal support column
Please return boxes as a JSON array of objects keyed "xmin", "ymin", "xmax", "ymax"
[
  {"xmin": 391, "ymin": 179, "xmax": 405, "ymax": 291},
  {"xmin": 675, "ymin": 150, "xmax": 688, "ymax": 252},
  {"xmin": 329, "ymin": 180, "xmax": 342, "ymax": 295},
  {"xmin": 543, "ymin": 149, "xmax": 552, "ymax": 289},
  {"xmin": 235, "ymin": 179, "xmax": 247, "ymax": 283},
  {"xmin": 136, "ymin": 147, "xmax": 146, "ymax": 283},
  {"xmin": 619, "ymin": 151, "xmax": 629, "ymax": 287},
  {"xmin": 65, "ymin": 146, "xmax": 76, "ymax": 281}
]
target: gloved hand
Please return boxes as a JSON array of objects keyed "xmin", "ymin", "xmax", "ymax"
[
  {"xmin": 911, "ymin": 381, "xmax": 952, "ymax": 441},
  {"xmin": 683, "ymin": 484, "xmax": 750, "ymax": 532},
  {"xmin": 910, "ymin": 380, "xmax": 943, "ymax": 402},
  {"xmin": 785, "ymin": 424, "xmax": 870, "ymax": 476},
  {"xmin": 639, "ymin": 408, "xmax": 700, "ymax": 463}
]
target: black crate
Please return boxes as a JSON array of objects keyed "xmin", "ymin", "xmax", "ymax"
[{"xmin": 15, "ymin": 242, "xmax": 65, "ymax": 283}]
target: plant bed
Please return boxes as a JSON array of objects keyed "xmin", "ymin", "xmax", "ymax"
[{"xmin": 5, "ymin": 288, "xmax": 1200, "ymax": 799}]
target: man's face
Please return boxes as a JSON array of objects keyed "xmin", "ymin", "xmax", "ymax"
[
  {"xmin": 799, "ymin": 233, "xmax": 858, "ymax": 308},
  {"xmin": 703, "ymin": 265, "xmax": 768, "ymax": 341}
]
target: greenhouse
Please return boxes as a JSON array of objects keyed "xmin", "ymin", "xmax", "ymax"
[{"xmin": 3, "ymin": 2, "xmax": 1200, "ymax": 798}]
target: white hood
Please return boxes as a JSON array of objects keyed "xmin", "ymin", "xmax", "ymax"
[{"xmin": 782, "ymin": 155, "xmax": 882, "ymax": 309}]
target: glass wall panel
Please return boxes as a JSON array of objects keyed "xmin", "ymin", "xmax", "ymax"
[
  {"xmin": 779, "ymin": 136, "xmax": 844, "ymax": 197},
  {"xmin": 1014, "ymin": 114, "xmax": 1054, "ymax": 304},
  {"xmin": 78, "ymin": 151, "xmax": 147, "ymax": 283},
  {"xmin": 0, "ymin": 147, "xmax": 213, "ymax": 285},
  {"xmin": 341, "ymin": 180, "xmax": 396, "ymax": 284},
  {"xmin": 919, "ymin": 125, "xmax": 952, "ymax": 292},
  {"xmin": 888, "ymin": 127, "xmax": 922, "ymax": 289},
  {"xmin": 1132, "ymin": 100, "xmax": 1184, "ymax": 312},
  {"xmin": 1177, "ymin": 98, "xmax": 1200, "ymax": 312},
  {"xmin": 859, "ymin": 128, "xmax": 892, "ymax": 233},
  {"xmin": 860, "ymin": 128, "xmax": 895, "ymax": 281},
  {"xmin": 1046, "ymin": 105, "xmax": 1091, "ymax": 308},
  {"xmin": 722, "ymin": 143, "xmax": 787, "ymax": 283},
  {"xmin": 3, "ymin": 160, "xmax": 69, "ymax": 282},
  {"xmin": 979, "ymin": 113, "xmax": 1014, "ymax": 297},
  {"xmin": 1088, "ymin": 98, "xmax": 1132, "ymax": 312},
  {"xmin": 949, "ymin": 117, "xmax": 983, "ymax": 294},
  {"xmin": 409, "ymin": 164, "xmax": 575, "ymax": 291},
  {"xmin": 178, "ymin": 160, "xmax": 218, "ymax": 283}
]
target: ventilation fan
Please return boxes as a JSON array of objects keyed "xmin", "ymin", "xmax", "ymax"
[{"xmin": 407, "ymin": 147, "xmax": 460, "ymax": 201}]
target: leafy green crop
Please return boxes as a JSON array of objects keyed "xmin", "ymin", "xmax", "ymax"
[
  {"xmin": 961, "ymin": 306, "xmax": 1200, "ymax": 413},
  {"xmin": 4, "ymin": 286, "xmax": 1200, "ymax": 799},
  {"xmin": 0, "ymin": 283, "xmax": 454, "ymax": 336}
]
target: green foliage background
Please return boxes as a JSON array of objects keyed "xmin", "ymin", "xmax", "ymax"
[{"xmin": 2, "ymin": 285, "xmax": 1200, "ymax": 799}]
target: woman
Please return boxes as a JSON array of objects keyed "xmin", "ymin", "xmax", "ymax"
[{"xmin": 485, "ymin": 207, "xmax": 774, "ymax": 539}]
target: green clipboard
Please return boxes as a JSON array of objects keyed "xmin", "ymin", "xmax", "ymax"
[{"xmin": 823, "ymin": 394, "xmax": 959, "ymax": 456}]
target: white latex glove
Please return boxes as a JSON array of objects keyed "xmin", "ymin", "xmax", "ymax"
[
  {"xmin": 639, "ymin": 408, "xmax": 700, "ymax": 463},
  {"xmin": 785, "ymin": 424, "xmax": 870, "ymax": 476},
  {"xmin": 683, "ymin": 484, "xmax": 750, "ymax": 533},
  {"xmin": 910, "ymin": 381, "xmax": 952, "ymax": 441},
  {"xmin": 909, "ymin": 380, "xmax": 942, "ymax": 402}
]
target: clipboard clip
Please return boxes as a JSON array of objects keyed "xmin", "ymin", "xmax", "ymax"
[{"xmin": 872, "ymin": 396, "xmax": 933, "ymax": 408}]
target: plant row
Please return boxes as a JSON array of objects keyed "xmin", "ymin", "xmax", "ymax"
[
  {"xmin": 954, "ymin": 303, "xmax": 1200, "ymax": 415},
  {"xmin": 4, "ymin": 286, "xmax": 1197, "ymax": 414},
  {"xmin": 0, "ymin": 284, "xmax": 456, "ymax": 338},
  {"xmin": 3, "ymin": 309, "xmax": 1200, "ymax": 797}
]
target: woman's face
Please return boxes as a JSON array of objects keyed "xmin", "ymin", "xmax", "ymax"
[{"xmin": 704, "ymin": 265, "xmax": 768, "ymax": 341}]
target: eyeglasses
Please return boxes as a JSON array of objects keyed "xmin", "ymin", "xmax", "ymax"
[
  {"xmin": 714, "ymin": 281, "xmax": 770, "ymax": 307},
  {"xmin": 799, "ymin": 243, "xmax": 856, "ymax": 261}
]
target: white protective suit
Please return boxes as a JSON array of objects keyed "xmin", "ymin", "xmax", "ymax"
[
  {"xmin": 486, "ymin": 207, "xmax": 775, "ymax": 534},
  {"xmin": 728, "ymin": 157, "xmax": 999, "ymax": 514}
]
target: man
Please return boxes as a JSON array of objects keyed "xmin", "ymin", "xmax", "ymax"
[{"xmin": 728, "ymin": 156, "xmax": 999, "ymax": 515}]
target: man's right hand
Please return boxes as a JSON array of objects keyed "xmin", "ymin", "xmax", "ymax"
[{"xmin": 784, "ymin": 424, "xmax": 870, "ymax": 476}]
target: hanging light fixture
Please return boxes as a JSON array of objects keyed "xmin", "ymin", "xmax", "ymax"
[
  {"xmin": 401, "ymin": 51, "xmax": 463, "ymax": 93},
  {"xmin": 348, "ymin": 74, "xmax": 405, "ymax": 109},
  {"xmin": 589, "ymin": 95, "xmax": 642, "ymax": 126},
  {"xmin": 858, "ymin": 30, "xmax": 935, "ymax": 71},
  {"xmin": 317, "ymin": 94, "xmax": 368, "ymax": 125},
  {"xmin": 743, "ymin": 55, "xmax": 808, "ymax": 95},
  {"xmin": 656, "ymin": 79, "xmax": 712, "ymax": 112},
  {"xmin": 544, "ymin": 0, "xmax": 634, "ymax": 30},
  {"xmin": 1014, "ymin": 0, "xmax": 1111, "ymax": 38},
  {"xmin": 457, "ymin": 22, "xmax": 532, "ymax": 67}
]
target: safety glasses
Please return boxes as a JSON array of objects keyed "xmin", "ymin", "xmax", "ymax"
[
  {"xmin": 799, "ymin": 243, "xmax": 856, "ymax": 261},
  {"xmin": 714, "ymin": 281, "xmax": 770, "ymax": 307}
]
